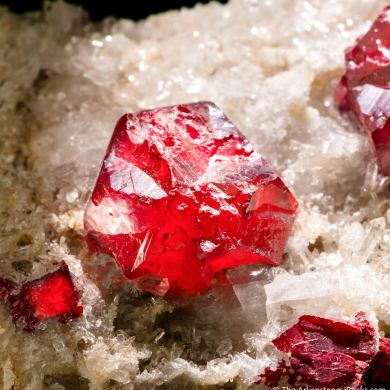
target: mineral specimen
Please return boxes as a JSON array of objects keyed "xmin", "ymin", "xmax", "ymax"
[
  {"xmin": 0, "ymin": 263, "xmax": 82, "ymax": 330},
  {"xmin": 2, "ymin": 0, "xmax": 390, "ymax": 388},
  {"xmin": 335, "ymin": 5, "xmax": 390, "ymax": 175},
  {"xmin": 84, "ymin": 102, "xmax": 298, "ymax": 297},
  {"xmin": 260, "ymin": 312, "xmax": 377, "ymax": 388}
]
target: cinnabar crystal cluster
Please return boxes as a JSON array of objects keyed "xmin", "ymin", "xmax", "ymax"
[
  {"xmin": 260, "ymin": 313, "xmax": 390, "ymax": 388},
  {"xmin": 336, "ymin": 5, "xmax": 390, "ymax": 175}
]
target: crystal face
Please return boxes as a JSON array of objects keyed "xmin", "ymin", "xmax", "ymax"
[
  {"xmin": 260, "ymin": 312, "xmax": 378, "ymax": 388},
  {"xmin": 84, "ymin": 102, "xmax": 298, "ymax": 297},
  {"xmin": 0, "ymin": 263, "xmax": 82, "ymax": 331},
  {"xmin": 335, "ymin": 6, "xmax": 390, "ymax": 174}
]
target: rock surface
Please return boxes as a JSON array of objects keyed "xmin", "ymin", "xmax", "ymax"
[{"xmin": 0, "ymin": 0, "xmax": 389, "ymax": 388}]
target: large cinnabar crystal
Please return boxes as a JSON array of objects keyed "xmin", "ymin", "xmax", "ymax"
[{"xmin": 84, "ymin": 102, "xmax": 298, "ymax": 297}]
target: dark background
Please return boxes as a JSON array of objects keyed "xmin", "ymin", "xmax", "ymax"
[{"xmin": 0, "ymin": 0, "xmax": 228, "ymax": 21}]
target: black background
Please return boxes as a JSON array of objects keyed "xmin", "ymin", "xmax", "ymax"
[{"xmin": 0, "ymin": 0, "xmax": 228, "ymax": 21}]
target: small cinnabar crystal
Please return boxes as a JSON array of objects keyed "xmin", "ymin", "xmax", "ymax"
[
  {"xmin": 335, "ymin": 6, "xmax": 390, "ymax": 175},
  {"xmin": 84, "ymin": 102, "xmax": 298, "ymax": 297},
  {"xmin": 0, "ymin": 263, "xmax": 82, "ymax": 330},
  {"xmin": 260, "ymin": 312, "xmax": 378, "ymax": 388},
  {"xmin": 363, "ymin": 337, "xmax": 390, "ymax": 388}
]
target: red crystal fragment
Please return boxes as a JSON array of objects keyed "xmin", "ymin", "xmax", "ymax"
[
  {"xmin": 260, "ymin": 312, "xmax": 377, "ymax": 388},
  {"xmin": 0, "ymin": 263, "xmax": 82, "ymax": 330},
  {"xmin": 84, "ymin": 102, "xmax": 298, "ymax": 297},
  {"xmin": 259, "ymin": 362, "xmax": 288, "ymax": 387},
  {"xmin": 363, "ymin": 337, "xmax": 390, "ymax": 388},
  {"xmin": 335, "ymin": 6, "xmax": 390, "ymax": 174}
]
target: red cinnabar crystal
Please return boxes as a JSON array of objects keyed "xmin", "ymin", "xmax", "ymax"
[
  {"xmin": 84, "ymin": 102, "xmax": 298, "ymax": 297},
  {"xmin": 363, "ymin": 337, "xmax": 390, "ymax": 388},
  {"xmin": 260, "ymin": 312, "xmax": 377, "ymax": 388},
  {"xmin": 0, "ymin": 263, "xmax": 82, "ymax": 330},
  {"xmin": 335, "ymin": 6, "xmax": 390, "ymax": 174}
]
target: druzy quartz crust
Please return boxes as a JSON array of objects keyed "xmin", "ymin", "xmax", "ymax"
[{"xmin": 84, "ymin": 102, "xmax": 298, "ymax": 297}]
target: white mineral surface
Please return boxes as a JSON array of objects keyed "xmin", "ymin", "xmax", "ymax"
[{"xmin": 1, "ymin": 0, "xmax": 390, "ymax": 389}]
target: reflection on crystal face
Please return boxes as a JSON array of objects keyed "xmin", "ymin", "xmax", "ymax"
[
  {"xmin": 356, "ymin": 84, "xmax": 390, "ymax": 118},
  {"xmin": 84, "ymin": 197, "xmax": 140, "ymax": 235},
  {"xmin": 107, "ymin": 153, "xmax": 167, "ymax": 199}
]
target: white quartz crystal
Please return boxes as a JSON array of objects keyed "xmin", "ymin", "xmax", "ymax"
[{"xmin": 0, "ymin": 0, "xmax": 389, "ymax": 388}]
